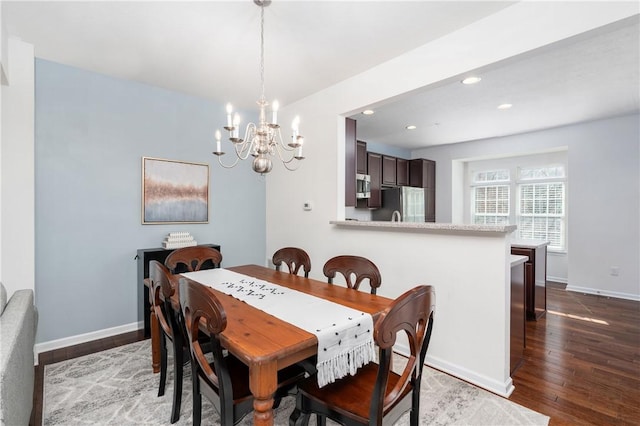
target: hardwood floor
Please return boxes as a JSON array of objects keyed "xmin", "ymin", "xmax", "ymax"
[
  {"xmin": 31, "ymin": 284, "xmax": 639, "ymax": 425},
  {"xmin": 510, "ymin": 283, "xmax": 640, "ymax": 425}
]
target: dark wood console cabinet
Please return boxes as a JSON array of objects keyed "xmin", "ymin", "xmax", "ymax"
[
  {"xmin": 137, "ymin": 243, "xmax": 221, "ymax": 337},
  {"xmin": 511, "ymin": 242, "xmax": 548, "ymax": 320}
]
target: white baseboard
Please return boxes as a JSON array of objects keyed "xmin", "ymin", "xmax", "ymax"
[
  {"xmin": 35, "ymin": 321, "xmax": 143, "ymax": 358},
  {"xmin": 547, "ymin": 275, "xmax": 567, "ymax": 284},
  {"xmin": 565, "ymin": 285, "xmax": 639, "ymax": 301},
  {"xmin": 393, "ymin": 342, "xmax": 514, "ymax": 398}
]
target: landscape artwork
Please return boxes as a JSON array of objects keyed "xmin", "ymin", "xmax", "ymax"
[{"xmin": 142, "ymin": 157, "xmax": 209, "ymax": 224}]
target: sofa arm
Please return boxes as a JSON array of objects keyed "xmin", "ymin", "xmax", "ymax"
[{"xmin": 0, "ymin": 289, "xmax": 37, "ymax": 426}]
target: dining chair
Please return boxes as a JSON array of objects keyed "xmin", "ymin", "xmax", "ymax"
[
  {"xmin": 272, "ymin": 247, "xmax": 312, "ymax": 278},
  {"xmin": 322, "ymin": 255, "xmax": 382, "ymax": 294},
  {"xmin": 290, "ymin": 285, "xmax": 435, "ymax": 426},
  {"xmin": 179, "ymin": 278, "xmax": 306, "ymax": 426},
  {"xmin": 164, "ymin": 245, "xmax": 222, "ymax": 274},
  {"xmin": 149, "ymin": 260, "xmax": 186, "ymax": 424}
]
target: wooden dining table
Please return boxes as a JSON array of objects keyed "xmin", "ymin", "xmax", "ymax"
[{"xmin": 148, "ymin": 264, "xmax": 392, "ymax": 426}]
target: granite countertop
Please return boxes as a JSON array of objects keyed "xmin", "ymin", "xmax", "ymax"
[
  {"xmin": 510, "ymin": 255, "xmax": 528, "ymax": 267},
  {"xmin": 331, "ymin": 220, "xmax": 517, "ymax": 234},
  {"xmin": 511, "ymin": 239, "xmax": 550, "ymax": 248}
]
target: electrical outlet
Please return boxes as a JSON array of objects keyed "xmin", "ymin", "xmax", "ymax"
[{"xmin": 610, "ymin": 266, "xmax": 620, "ymax": 276}]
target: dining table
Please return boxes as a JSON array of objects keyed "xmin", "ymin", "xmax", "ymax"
[{"xmin": 147, "ymin": 264, "xmax": 392, "ymax": 426}]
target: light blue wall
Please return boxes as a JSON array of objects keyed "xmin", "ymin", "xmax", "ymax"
[
  {"xmin": 365, "ymin": 141, "xmax": 411, "ymax": 159},
  {"xmin": 34, "ymin": 59, "xmax": 266, "ymax": 344}
]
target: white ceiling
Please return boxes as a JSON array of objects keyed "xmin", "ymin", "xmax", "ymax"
[{"xmin": 4, "ymin": 1, "xmax": 639, "ymax": 150}]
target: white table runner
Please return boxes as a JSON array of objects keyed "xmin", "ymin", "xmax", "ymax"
[{"xmin": 181, "ymin": 268, "xmax": 375, "ymax": 387}]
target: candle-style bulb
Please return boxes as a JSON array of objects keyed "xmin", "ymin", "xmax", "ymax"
[
  {"xmin": 272, "ymin": 100, "xmax": 279, "ymax": 125},
  {"xmin": 215, "ymin": 129, "xmax": 222, "ymax": 152},
  {"xmin": 292, "ymin": 115, "xmax": 300, "ymax": 134},
  {"xmin": 226, "ymin": 103, "xmax": 233, "ymax": 127}
]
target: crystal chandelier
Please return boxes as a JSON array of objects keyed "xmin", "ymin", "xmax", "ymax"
[{"xmin": 213, "ymin": 0, "xmax": 305, "ymax": 174}]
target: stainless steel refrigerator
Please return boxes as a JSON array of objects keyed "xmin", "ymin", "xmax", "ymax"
[{"xmin": 371, "ymin": 186, "xmax": 425, "ymax": 222}]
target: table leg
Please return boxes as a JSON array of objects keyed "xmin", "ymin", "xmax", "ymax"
[
  {"xmin": 249, "ymin": 361, "xmax": 277, "ymax": 426},
  {"xmin": 150, "ymin": 310, "xmax": 160, "ymax": 373}
]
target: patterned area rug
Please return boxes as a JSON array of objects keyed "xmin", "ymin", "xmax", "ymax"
[{"xmin": 43, "ymin": 340, "xmax": 549, "ymax": 425}]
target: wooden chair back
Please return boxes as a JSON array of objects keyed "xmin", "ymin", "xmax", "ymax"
[
  {"xmin": 179, "ymin": 278, "xmax": 253, "ymax": 424},
  {"xmin": 291, "ymin": 285, "xmax": 436, "ymax": 426},
  {"xmin": 322, "ymin": 255, "xmax": 382, "ymax": 294},
  {"xmin": 272, "ymin": 247, "xmax": 311, "ymax": 278},
  {"xmin": 149, "ymin": 260, "xmax": 175, "ymax": 339},
  {"xmin": 164, "ymin": 246, "xmax": 222, "ymax": 274},
  {"xmin": 370, "ymin": 285, "xmax": 435, "ymax": 423}
]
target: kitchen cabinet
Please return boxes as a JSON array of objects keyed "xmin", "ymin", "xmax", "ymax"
[
  {"xmin": 382, "ymin": 155, "xmax": 397, "ymax": 186},
  {"xmin": 511, "ymin": 240, "xmax": 548, "ymax": 320},
  {"xmin": 396, "ymin": 158, "xmax": 409, "ymax": 186},
  {"xmin": 345, "ymin": 117, "xmax": 357, "ymax": 207},
  {"xmin": 356, "ymin": 141, "xmax": 367, "ymax": 174},
  {"xmin": 410, "ymin": 158, "xmax": 435, "ymax": 189},
  {"xmin": 366, "ymin": 152, "xmax": 382, "ymax": 208},
  {"xmin": 409, "ymin": 158, "xmax": 436, "ymax": 222}
]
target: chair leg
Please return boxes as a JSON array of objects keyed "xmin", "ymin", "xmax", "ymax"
[
  {"xmin": 192, "ymin": 365, "xmax": 202, "ymax": 426},
  {"xmin": 170, "ymin": 335, "xmax": 183, "ymax": 423},
  {"xmin": 289, "ymin": 409, "xmax": 310, "ymax": 426},
  {"xmin": 158, "ymin": 332, "xmax": 168, "ymax": 397},
  {"xmin": 410, "ymin": 385, "xmax": 420, "ymax": 426}
]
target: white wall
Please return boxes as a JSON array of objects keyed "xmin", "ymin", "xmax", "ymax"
[
  {"xmin": 1, "ymin": 37, "xmax": 34, "ymax": 298},
  {"xmin": 266, "ymin": 2, "xmax": 639, "ymax": 394},
  {"xmin": 414, "ymin": 114, "xmax": 639, "ymax": 300}
]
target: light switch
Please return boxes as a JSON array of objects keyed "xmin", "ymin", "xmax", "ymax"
[{"xmin": 303, "ymin": 201, "xmax": 313, "ymax": 211}]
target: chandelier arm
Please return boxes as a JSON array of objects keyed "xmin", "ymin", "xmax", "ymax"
[
  {"xmin": 274, "ymin": 127, "xmax": 296, "ymax": 152},
  {"xmin": 230, "ymin": 122, "xmax": 259, "ymax": 160},
  {"xmin": 216, "ymin": 154, "xmax": 242, "ymax": 169},
  {"xmin": 273, "ymin": 143, "xmax": 302, "ymax": 171}
]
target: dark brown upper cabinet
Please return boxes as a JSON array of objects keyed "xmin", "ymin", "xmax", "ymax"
[
  {"xmin": 382, "ymin": 156, "xmax": 397, "ymax": 186},
  {"xmin": 345, "ymin": 117, "xmax": 357, "ymax": 207},
  {"xmin": 396, "ymin": 158, "xmax": 409, "ymax": 186},
  {"xmin": 356, "ymin": 140, "xmax": 367, "ymax": 175}
]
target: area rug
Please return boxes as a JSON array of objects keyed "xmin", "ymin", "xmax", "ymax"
[{"xmin": 43, "ymin": 340, "xmax": 549, "ymax": 425}]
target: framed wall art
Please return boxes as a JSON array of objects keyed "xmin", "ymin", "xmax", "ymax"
[{"xmin": 142, "ymin": 157, "xmax": 209, "ymax": 224}]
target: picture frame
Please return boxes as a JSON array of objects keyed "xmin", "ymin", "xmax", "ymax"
[{"xmin": 142, "ymin": 157, "xmax": 209, "ymax": 224}]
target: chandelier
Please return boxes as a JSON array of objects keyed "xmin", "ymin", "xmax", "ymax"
[{"xmin": 213, "ymin": 0, "xmax": 305, "ymax": 174}]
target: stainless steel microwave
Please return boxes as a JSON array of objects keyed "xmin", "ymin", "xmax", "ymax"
[{"xmin": 356, "ymin": 173, "xmax": 371, "ymax": 199}]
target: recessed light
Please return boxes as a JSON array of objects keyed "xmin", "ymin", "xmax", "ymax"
[
  {"xmin": 497, "ymin": 103, "xmax": 513, "ymax": 110},
  {"xmin": 362, "ymin": 109, "xmax": 375, "ymax": 115},
  {"xmin": 462, "ymin": 76, "xmax": 481, "ymax": 85},
  {"xmin": 406, "ymin": 125, "xmax": 417, "ymax": 130}
]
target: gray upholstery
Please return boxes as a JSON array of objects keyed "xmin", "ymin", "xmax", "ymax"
[{"xmin": 0, "ymin": 283, "xmax": 38, "ymax": 426}]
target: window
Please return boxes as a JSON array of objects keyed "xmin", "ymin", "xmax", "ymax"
[
  {"xmin": 471, "ymin": 169, "xmax": 510, "ymax": 225},
  {"xmin": 467, "ymin": 159, "xmax": 567, "ymax": 252},
  {"xmin": 517, "ymin": 166, "xmax": 566, "ymax": 250}
]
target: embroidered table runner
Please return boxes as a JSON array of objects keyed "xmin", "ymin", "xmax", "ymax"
[{"xmin": 181, "ymin": 268, "xmax": 375, "ymax": 387}]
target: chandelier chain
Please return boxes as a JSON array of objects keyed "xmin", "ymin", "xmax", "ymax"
[{"xmin": 259, "ymin": 3, "xmax": 266, "ymax": 103}]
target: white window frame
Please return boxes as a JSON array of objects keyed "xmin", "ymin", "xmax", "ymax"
[
  {"xmin": 470, "ymin": 169, "xmax": 511, "ymax": 225},
  {"xmin": 516, "ymin": 166, "xmax": 566, "ymax": 251},
  {"xmin": 465, "ymin": 152, "xmax": 567, "ymax": 253}
]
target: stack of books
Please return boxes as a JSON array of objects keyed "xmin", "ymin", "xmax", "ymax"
[{"xmin": 162, "ymin": 232, "xmax": 197, "ymax": 249}]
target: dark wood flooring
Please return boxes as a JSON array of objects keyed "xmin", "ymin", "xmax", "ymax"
[
  {"xmin": 510, "ymin": 282, "xmax": 640, "ymax": 425},
  {"xmin": 31, "ymin": 284, "xmax": 639, "ymax": 426}
]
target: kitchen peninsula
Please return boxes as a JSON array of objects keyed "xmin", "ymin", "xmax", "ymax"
[{"xmin": 329, "ymin": 220, "xmax": 519, "ymax": 397}]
